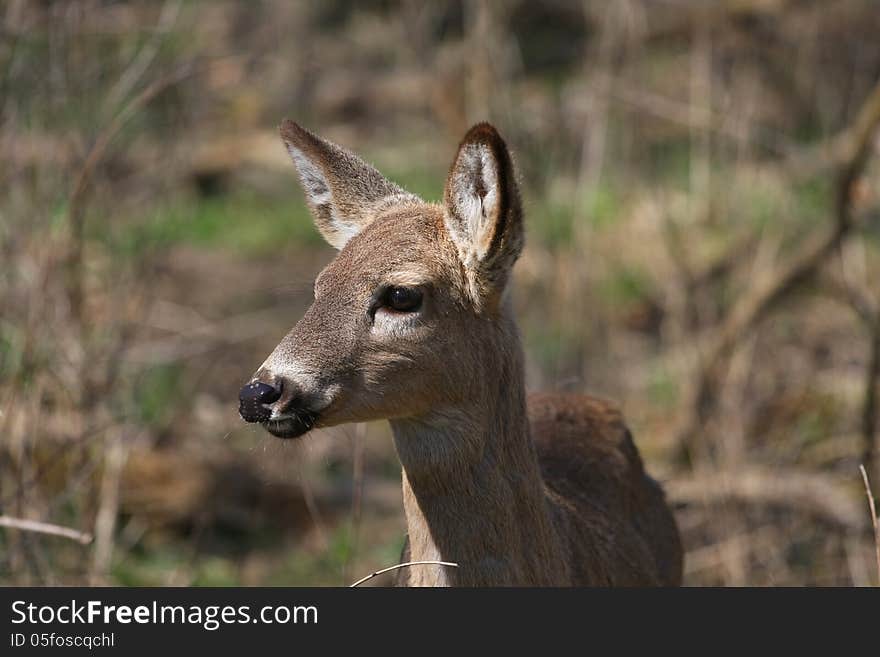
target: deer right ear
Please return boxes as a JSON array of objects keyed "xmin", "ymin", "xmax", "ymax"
[
  {"xmin": 280, "ymin": 120, "xmax": 417, "ymax": 249},
  {"xmin": 443, "ymin": 123, "xmax": 524, "ymax": 306}
]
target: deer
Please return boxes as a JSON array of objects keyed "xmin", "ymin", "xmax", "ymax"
[{"xmin": 238, "ymin": 119, "xmax": 683, "ymax": 586}]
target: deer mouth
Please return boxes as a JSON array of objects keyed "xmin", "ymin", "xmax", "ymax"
[{"xmin": 262, "ymin": 411, "xmax": 317, "ymax": 439}]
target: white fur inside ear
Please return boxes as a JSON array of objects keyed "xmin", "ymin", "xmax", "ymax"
[
  {"xmin": 446, "ymin": 143, "xmax": 499, "ymax": 267},
  {"xmin": 286, "ymin": 143, "xmax": 332, "ymax": 207},
  {"xmin": 285, "ymin": 142, "xmax": 354, "ymax": 249}
]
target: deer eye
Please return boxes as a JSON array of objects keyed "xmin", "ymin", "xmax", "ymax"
[{"xmin": 384, "ymin": 286, "xmax": 423, "ymax": 312}]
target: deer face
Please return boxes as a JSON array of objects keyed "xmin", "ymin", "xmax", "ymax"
[{"xmin": 239, "ymin": 121, "xmax": 523, "ymax": 439}]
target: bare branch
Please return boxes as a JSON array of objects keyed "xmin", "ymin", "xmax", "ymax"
[
  {"xmin": 675, "ymin": 74, "xmax": 880, "ymax": 461},
  {"xmin": 818, "ymin": 273, "xmax": 880, "ymax": 484},
  {"xmin": 342, "ymin": 423, "xmax": 367, "ymax": 584},
  {"xmin": 862, "ymin": 320, "xmax": 880, "ymax": 486},
  {"xmin": 818, "ymin": 272, "xmax": 878, "ymax": 326},
  {"xmin": 64, "ymin": 61, "xmax": 198, "ymax": 331},
  {"xmin": 103, "ymin": 0, "xmax": 183, "ymax": 113},
  {"xmin": 789, "ymin": 74, "xmax": 880, "ymax": 181},
  {"xmin": 349, "ymin": 561, "xmax": 459, "ymax": 588},
  {"xmin": 90, "ymin": 434, "xmax": 129, "ymax": 584},
  {"xmin": 0, "ymin": 516, "xmax": 93, "ymax": 545},
  {"xmin": 668, "ymin": 468, "xmax": 866, "ymax": 531},
  {"xmin": 859, "ymin": 465, "xmax": 880, "ymax": 585}
]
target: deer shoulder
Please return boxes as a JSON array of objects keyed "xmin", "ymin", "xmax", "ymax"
[{"xmin": 528, "ymin": 392, "xmax": 683, "ymax": 586}]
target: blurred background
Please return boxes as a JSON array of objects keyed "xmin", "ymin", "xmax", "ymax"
[{"xmin": 2, "ymin": 0, "xmax": 880, "ymax": 587}]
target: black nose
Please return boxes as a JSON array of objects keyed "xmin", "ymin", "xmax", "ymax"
[{"xmin": 239, "ymin": 381, "xmax": 282, "ymax": 423}]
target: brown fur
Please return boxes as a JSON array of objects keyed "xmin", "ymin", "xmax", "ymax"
[{"xmin": 247, "ymin": 120, "xmax": 683, "ymax": 587}]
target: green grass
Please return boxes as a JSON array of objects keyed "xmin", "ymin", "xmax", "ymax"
[
  {"xmin": 737, "ymin": 178, "xmax": 786, "ymax": 231},
  {"xmin": 268, "ymin": 526, "xmax": 407, "ymax": 586},
  {"xmin": 530, "ymin": 181, "xmax": 621, "ymax": 247},
  {"xmin": 93, "ymin": 159, "xmax": 451, "ymax": 259},
  {"xmin": 113, "ymin": 544, "xmax": 241, "ymax": 587},
  {"xmin": 382, "ymin": 164, "xmax": 445, "ymax": 203},
  {"xmin": 792, "ymin": 178, "xmax": 833, "ymax": 225},
  {"xmin": 523, "ymin": 323, "xmax": 586, "ymax": 375},
  {"xmin": 647, "ymin": 365, "xmax": 679, "ymax": 408},
  {"xmin": 110, "ymin": 519, "xmax": 408, "ymax": 586},
  {"xmin": 0, "ymin": 320, "xmax": 23, "ymax": 380},
  {"xmin": 795, "ymin": 392, "xmax": 841, "ymax": 447},
  {"xmin": 533, "ymin": 201, "xmax": 576, "ymax": 246},
  {"xmin": 600, "ymin": 265, "xmax": 655, "ymax": 306},
  {"xmin": 645, "ymin": 139, "xmax": 693, "ymax": 188},
  {"xmin": 583, "ymin": 183, "xmax": 621, "ymax": 230},
  {"xmin": 95, "ymin": 191, "xmax": 323, "ymax": 258},
  {"xmin": 135, "ymin": 364, "xmax": 184, "ymax": 428}
]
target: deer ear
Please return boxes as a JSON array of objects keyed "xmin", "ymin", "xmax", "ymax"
[
  {"xmin": 280, "ymin": 119, "xmax": 418, "ymax": 249},
  {"xmin": 443, "ymin": 123, "xmax": 524, "ymax": 303}
]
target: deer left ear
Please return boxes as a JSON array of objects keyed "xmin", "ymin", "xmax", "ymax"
[
  {"xmin": 443, "ymin": 123, "xmax": 524, "ymax": 304},
  {"xmin": 280, "ymin": 119, "xmax": 419, "ymax": 250}
]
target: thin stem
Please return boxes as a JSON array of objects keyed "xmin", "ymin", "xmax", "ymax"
[
  {"xmin": 349, "ymin": 560, "xmax": 459, "ymax": 588},
  {"xmin": 859, "ymin": 465, "xmax": 880, "ymax": 586},
  {"xmin": 0, "ymin": 516, "xmax": 93, "ymax": 545}
]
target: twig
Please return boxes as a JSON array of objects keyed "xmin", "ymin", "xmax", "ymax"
[
  {"xmin": 862, "ymin": 319, "xmax": 880, "ymax": 486},
  {"xmin": 349, "ymin": 560, "xmax": 459, "ymax": 588},
  {"xmin": 103, "ymin": 0, "xmax": 182, "ymax": 114},
  {"xmin": 90, "ymin": 433, "xmax": 129, "ymax": 584},
  {"xmin": 0, "ymin": 516, "xmax": 93, "ymax": 545},
  {"xmin": 859, "ymin": 465, "xmax": 880, "ymax": 585},
  {"xmin": 674, "ymin": 73, "xmax": 880, "ymax": 462},
  {"xmin": 64, "ymin": 61, "xmax": 198, "ymax": 332},
  {"xmin": 683, "ymin": 526, "xmax": 778, "ymax": 578},
  {"xmin": 789, "ymin": 72, "xmax": 880, "ymax": 181},
  {"xmin": 293, "ymin": 460, "xmax": 329, "ymax": 550},
  {"xmin": 818, "ymin": 273, "xmax": 880, "ymax": 484},
  {"xmin": 342, "ymin": 423, "xmax": 366, "ymax": 584},
  {"xmin": 668, "ymin": 467, "xmax": 866, "ymax": 531},
  {"xmin": 124, "ymin": 306, "xmax": 286, "ymax": 366},
  {"xmin": 608, "ymin": 81, "xmax": 793, "ymax": 158},
  {"xmin": 818, "ymin": 271, "xmax": 877, "ymax": 326}
]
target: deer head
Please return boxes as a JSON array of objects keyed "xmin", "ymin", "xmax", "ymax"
[{"xmin": 239, "ymin": 120, "xmax": 523, "ymax": 439}]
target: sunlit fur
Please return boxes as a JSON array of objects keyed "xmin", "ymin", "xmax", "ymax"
[{"xmin": 250, "ymin": 120, "xmax": 683, "ymax": 586}]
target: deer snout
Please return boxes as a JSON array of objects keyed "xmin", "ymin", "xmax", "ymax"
[
  {"xmin": 239, "ymin": 370, "xmax": 321, "ymax": 439},
  {"xmin": 238, "ymin": 380, "xmax": 282, "ymax": 423}
]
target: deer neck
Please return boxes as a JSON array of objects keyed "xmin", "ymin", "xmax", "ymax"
[{"xmin": 389, "ymin": 328, "xmax": 570, "ymax": 587}]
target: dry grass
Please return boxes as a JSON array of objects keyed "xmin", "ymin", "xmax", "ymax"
[{"xmin": 1, "ymin": 0, "xmax": 879, "ymax": 586}]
